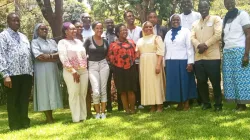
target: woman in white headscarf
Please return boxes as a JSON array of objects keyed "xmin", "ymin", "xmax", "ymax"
[
  {"xmin": 31, "ymin": 23, "xmax": 63, "ymax": 123},
  {"xmin": 136, "ymin": 21, "xmax": 166, "ymax": 112}
]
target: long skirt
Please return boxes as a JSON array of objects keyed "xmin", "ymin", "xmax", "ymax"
[
  {"xmin": 166, "ymin": 60, "xmax": 197, "ymax": 102},
  {"xmin": 223, "ymin": 47, "xmax": 250, "ymax": 104}
]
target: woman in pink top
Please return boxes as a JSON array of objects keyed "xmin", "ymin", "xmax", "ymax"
[{"xmin": 58, "ymin": 22, "xmax": 88, "ymax": 122}]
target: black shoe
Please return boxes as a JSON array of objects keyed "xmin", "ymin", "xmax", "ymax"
[
  {"xmin": 214, "ymin": 107, "xmax": 222, "ymax": 112},
  {"xmin": 202, "ymin": 104, "xmax": 212, "ymax": 110}
]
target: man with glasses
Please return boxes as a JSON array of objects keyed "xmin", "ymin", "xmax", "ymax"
[{"xmin": 80, "ymin": 12, "xmax": 95, "ymax": 42}]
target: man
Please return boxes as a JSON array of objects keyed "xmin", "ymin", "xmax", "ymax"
[
  {"xmin": 191, "ymin": 1, "xmax": 222, "ymax": 111},
  {"xmin": 124, "ymin": 10, "xmax": 143, "ymax": 109},
  {"xmin": 0, "ymin": 13, "xmax": 33, "ymax": 130},
  {"xmin": 180, "ymin": 0, "xmax": 201, "ymax": 30},
  {"xmin": 102, "ymin": 19, "xmax": 123, "ymax": 112},
  {"xmin": 81, "ymin": 12, "xmax": 95, "ymax": 42},
  {"xmin": 141, "ymin": 11, "xmax": 168, "ymax": 40}
]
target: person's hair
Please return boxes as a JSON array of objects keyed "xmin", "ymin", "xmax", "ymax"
[
  {"xmin": 7, "ymin": 13, "xmax": 18, "ymax": 22},
  {"xmin": 198, "ymin": 0, "xmax": 210, "ymax": 7},
  {"xmin": 147, "ymin": 11, "xmax": 157, "ymax": 17},
  {"xmin": 115, "ymin": 23, "xmax": 126, "ymax": 38},
  {"xmin": 62, "ymin": 22, "xmax": 72, "ymax": 38},
  {"xmin": 123, "ymin": 10, "xmax": 134, "ymax": 19},
  {"xmin": 92, "ymin": 21, "xmax": 102, "ymax": 29},
  {"xmin": 105, "ymin": 18, "xmax": 113, "ymax": 23},
  {"xmin": 71, "ymin": 20, "xmax": 80, "ymax": 25}
]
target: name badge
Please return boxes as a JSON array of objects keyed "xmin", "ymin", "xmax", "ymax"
[{"xmin": 207, "ymin": 22, "xmax": 213, "ymax": 27}]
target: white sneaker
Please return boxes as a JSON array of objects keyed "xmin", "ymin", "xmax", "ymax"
[
  {"xmin": 95, "ymin": 113, "xmax": 101, "ymax": 119},
  {"xmin": 101, "ymin": 113, "xmax": 106, "ymax": 119},
  {"xmin": 138, "ymin": 105, "xmax": 144, "ymax": 109}
]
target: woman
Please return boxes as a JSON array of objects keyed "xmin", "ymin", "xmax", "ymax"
[
  {"xmin": 31, "ymin": 23, "xmax": 63, "ymax": 123},
  {"xmin": 164, "ymin": 14, "xmax": 197, "ymax": 111},
  {"xmin": 72, "ymin": 20, "xmax": 83, "ymax": 41},
  {"xmin": 107, "ymin": 24, "xmax": 137, "ymax": 114},
  {"xmin": 58, "ymin": 22, "xmax": 88, "ymax": 122},
  {"xmin": 84, "ymin": 21, "xmax": 109, "ymax": 119},
  {"xmin": 223, "ymin": 0, "xmax": 250, "ymax": 111},
  {"xmin": 136, "ymin": 21, "xmax": 165, "ymax": 112}
]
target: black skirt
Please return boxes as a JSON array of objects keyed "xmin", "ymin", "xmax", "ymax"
[{"xmin": 112, "ymin": 64, "xmax": 138, "ymax": 93}]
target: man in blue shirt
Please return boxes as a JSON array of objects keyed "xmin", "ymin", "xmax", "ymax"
[{"xmin": 80, "ymin": 12, "xmax": 94, "ymax": 42}]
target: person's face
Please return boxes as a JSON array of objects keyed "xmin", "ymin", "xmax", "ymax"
[
  {"xmin": 38, "ymin": 24, "xmax": 48, "ymax": 38},
  {"xmin": 74, "ymin": 22, "xmax": 83, "ymax": 35},
  {"xmin": 198, "ymin": 2, "xmax": 210, "ymax": 18},
  {"xmin": 181, "ymin": 0, "xmax": 193, "ymax": 13},
  {"xmin": 81, "ymin": 13, "xmax": 92, "ymax": 25},
  {"xmin": 224, "ymin": 0, "xmax": 236, "ymax": 11},
  {"xmin": 125, "ymin": 12, "xmax": 135, "ymax": 25},
  {"xmin": 148, "ymin": 13, "xmax": 158, "ymax": 26},
  {"xmin": 65, "ymin": 24, "xmax": 77, "ymax": 38},
  {"xmin": 171, "ymin": 15, "xmax": 181, "ymax": 28},
  {"xmin": 105, "ymin": 19, "xmax": 114, "ymax": 30},
  {"xmin": 94, "ymin": 23, "xmax": 103, "ymax": 37},
  {"xmin": 7, "ymin": 14, "xmax": 20, "ymax": 31},
  {"xmin": 143, "ymin": 22, "xmax": 153, "ymax": 36},
  {"xmin": 118, "ymin": 26, "xmax": 128, "ymax": 39}
]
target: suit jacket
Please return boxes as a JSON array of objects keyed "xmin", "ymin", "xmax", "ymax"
[{"xmin": 140, "ymin": 24, "xmax": 168, "ymax": 40}]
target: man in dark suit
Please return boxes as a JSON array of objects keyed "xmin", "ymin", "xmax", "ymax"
[{"xmin": 140, "ymin": 11, "xmax": 168, "ymax": 40}]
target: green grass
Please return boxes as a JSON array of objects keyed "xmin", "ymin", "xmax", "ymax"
[{"xmin": 0, "ymin": 103, "xmax": 250, "ymax": 140}]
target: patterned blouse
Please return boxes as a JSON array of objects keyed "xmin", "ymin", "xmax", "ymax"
[
  {"xmin": 58, "ymin": 39, "xmax": 87, "ymax": 73},
  {"xmin": 0, "ymin": 28, "xmax": 33, "ymax": 78},
  {"xmin": 107, "ymin": 39, "xmax": 136, "ymax": 69}
]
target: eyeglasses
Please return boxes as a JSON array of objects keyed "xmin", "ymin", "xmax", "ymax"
[{"xmin": 39, "ymin": 28, "xmax": 48, "ymax": 31}]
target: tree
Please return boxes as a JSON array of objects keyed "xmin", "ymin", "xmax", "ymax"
[
  {"xmin": 63, "ymin": 0, "xmax": 86, "ymax": 22},
  {"xmin": 36, "ymin": 0, "xmax": 63, "ymax": 38}
]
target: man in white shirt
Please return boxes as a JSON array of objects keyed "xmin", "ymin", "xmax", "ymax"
[
  {"xmin": 81, "ymin": 13, "xmax": 95, "ymax": 42},
  {"xmin": 124, "ymin": 10, "xmax": 143, "ymax": 109},
  {"xmin": 180, "ymin": 0, "xmax": 201, "ymax": 30}
]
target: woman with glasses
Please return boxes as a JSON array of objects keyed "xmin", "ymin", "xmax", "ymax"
[
  {"xmin": 31, "ymin": 23, "xmax": 63, "ymax": 123},
  {"xmin": 58, "ymin": 22, "xmax": 88, "ymax": 122}
]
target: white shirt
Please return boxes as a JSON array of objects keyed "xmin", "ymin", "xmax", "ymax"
[
  {"xmin": 153, "ymin": 25, "xmax": 157, "ymax": 35},
  {"xmin": 127, "ymin": 26, "xmax": 142, "ymax": 43},
  {"xmin": 224, "ymin": 10, "xmax": 250, "ymax": 49},
  {"xmin": 81, "ymin": 27, "xmax": 95, "ymax": 43},
  {"xmin": 180, "ymin": 11, "xmax": 201, "ymax": 30},
  {"xmin": 164, "ymin": 27, "xmax": 194, "ymax": 64}
]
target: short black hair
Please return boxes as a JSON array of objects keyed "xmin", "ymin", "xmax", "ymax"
[
  {"xmin": 148, "ymin": 11, "xmax": 157, "ymax": 16},
  {"xmin": 7, "ymin": 13, "xmax": 19, "ymax": 22},
  {"xmin": 115, "ymin": 23, "xmax": 126, "ymax": 38},
  {"xmin": 71, "ymin": 20, "xmax": 80, "ymax": 25},
  {"xmin": 92, "ymin": 21, "xmax": 102, "ymax": 29},
  {"xmin": 123, "ymin": 10, "xmax": 134, "ymax": 19}
]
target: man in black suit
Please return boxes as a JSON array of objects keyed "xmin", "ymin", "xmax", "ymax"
[{"xmin": 140, "ymin": 11, "xmax": 168, "ymax": 40}]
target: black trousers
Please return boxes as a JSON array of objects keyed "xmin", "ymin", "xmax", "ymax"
[
  {"xmin": 107, "ymin": 68, "xmax": 123, "ymax": 111},
  {"xmin": 194, "ymin": 60, "xmax": 222, "ymax": 108},
  {"xmin": 6, "ymin": 74, "xmax": 32, "ymax": 130},
  {"xmin": 135, "ymin": 64, "xmax": 141, "ymax": 106}
]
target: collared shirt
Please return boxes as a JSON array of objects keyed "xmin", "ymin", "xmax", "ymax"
[
  {"xmin": 81, "ymin": 27, "xmax": 95, "ymax": 43},
  {"xmin": 0, "ymin": 28, "xmax": 33, "ymax": 78},
  {"xmin": 101, "ymin": 31, "xmax": 117, "ymax": 45},
  {"xmin": 191, "ymin": 15, "xmax": 222, "ymax": 61},
  {"xmin": 127, "ymin": 26, "xmax": 142, "ymax": 44},
  {"xmin": 223, "ymin": 10, "xmax": 250, "ymax": 49},
  {"xmin": 180, "ymin": 11, "xmax": 201, "ymax": 30},
  {"xmin": 164, "ymin": 27, "xmax": 194, "ymax": 64}
]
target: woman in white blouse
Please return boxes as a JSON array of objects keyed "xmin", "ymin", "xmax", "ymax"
[{"xmin": 164, "ymin": 14, "xmax": 197, "ymax": 111}]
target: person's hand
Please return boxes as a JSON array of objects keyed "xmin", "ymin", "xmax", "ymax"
[
  {"xmin": 37, "ymin": 54, "xmax": 50, "ymax": 61},
  {"xmin": 186, "ymin": 64, "xmax": 193, "ymax": 72},
  {"xmin": 4, "ymin": 76, "xmax": 12, "ymax": 88},
  {"xmin": 197, "ymin": 43, "xmax": 208, "ymax": 54},
  {"xmin": 242, "ymin": 54, "xmax": 249, "ymax": 67},
  {"xmin": 72, "ymin": 72, "xmax": 80, "ymax": 83},
  {"xmin": 155, "ymin": 64, "xmax": 161, "ymax": 74}
]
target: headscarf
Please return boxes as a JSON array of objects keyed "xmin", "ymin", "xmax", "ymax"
[
  {"xmin": 170, "ymin": 14, "xmax": 182, "ymax": 41},
  {"xmin": 62, "ymin": 22, "xmax": 72, "ymax": 38},
  {"xmin": 141, "ymin": 21, "xmax": 153, "ymax": 37},
  {"xmin": 32, "ymin": 23, "xmax": 43, "ymax": 39}
]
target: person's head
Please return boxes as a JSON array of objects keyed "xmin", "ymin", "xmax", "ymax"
[
  {"xmin": 180, "ymin": 0, "xmax": 193, "ymax": 14},
  {"xmin": 92, "ymin": 21, "xmax": 103, "ymax": 37},
  {"xmin": 7, "ymin": 13, "xmax": 20, "ymax": 32},
  {"xmin": 105, "ymin": 19, "xmax": 115, "ymax": 32},
  {"xmin": 171, "ymin": 14, "xmax": 181, "ymax": 28},
  {"xmin": 72, "ymin": 20, "xmax": 83, "ymax": 36},
  {"xmin": 147, "ymin": 11, "xmax": 158, "ymax": 26},
  {"xmin": 62, "ymin": 22, "xmax": 76, "ymax": 39},
  {"xmin": 224, "ymin": 0, "xmax": 236, "ymax": 11},
  {"xmin": 80, "ymin": 13, "xmax": 92, "ymax": 29},
  {"xmin": 33, "ymin": 23, "xmax": 48, "ymax": 39},
  {"xmin": 124, "ymin": 10, "xmax": 135, "ymax": 25},
  {"xmin": 142, "ymin": 21, "xmax": 154, "ymax": 36},
  {"xmin": 115, "ymin": 24, "xmax": 128, "ymax": 40},
  {"xmin": 198, "ymin": 1, "xmax": 210, "ymax": 19}
]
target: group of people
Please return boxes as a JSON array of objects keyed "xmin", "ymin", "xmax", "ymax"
[{"xmin": 1, "ymin": 0, "xmax": 250, "ymax": 131}]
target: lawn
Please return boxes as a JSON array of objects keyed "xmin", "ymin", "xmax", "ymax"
[{"xmin": 0, "ymin": 103, "xmax": 250, "ymax": 140}]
